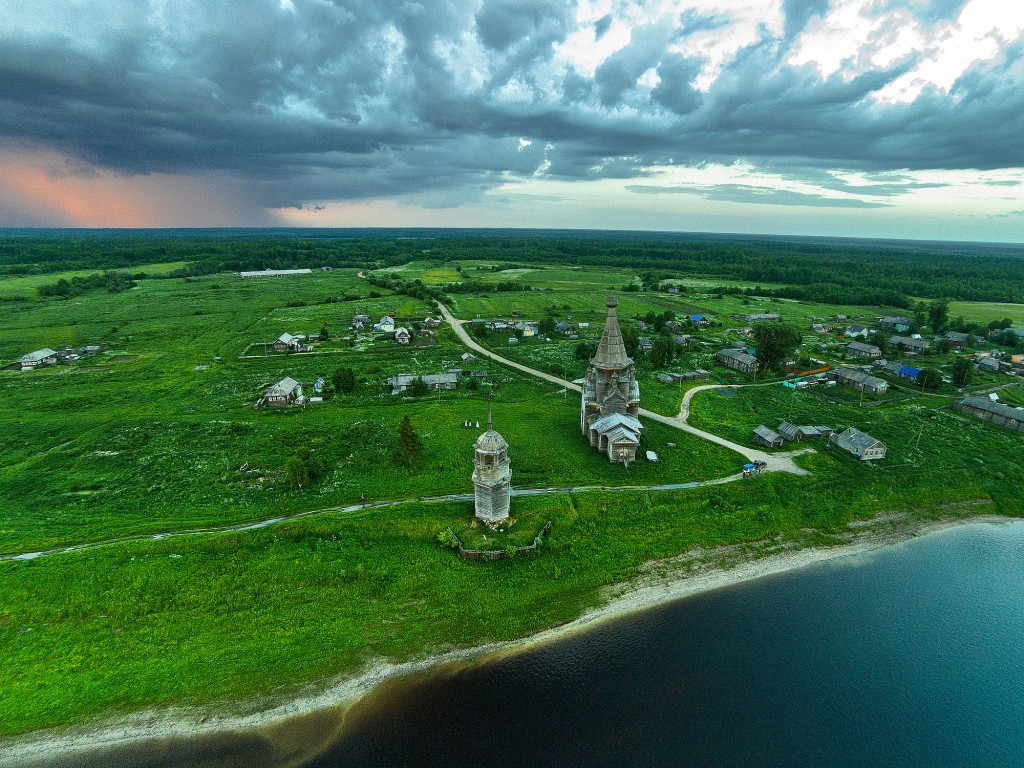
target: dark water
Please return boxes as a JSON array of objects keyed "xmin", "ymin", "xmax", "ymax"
[{"xmin": 19, "ymin": 521, "xmax": 1024, "ymax": 768}]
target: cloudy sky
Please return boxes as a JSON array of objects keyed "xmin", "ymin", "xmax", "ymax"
[{"xmin": 1, "ymin": 0, "xmax": 1022, "ymax": 240}]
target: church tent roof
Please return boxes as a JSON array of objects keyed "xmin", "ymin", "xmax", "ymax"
[{"xmin": 592, "ymin": 296, "xmax": 632, "ymax": 368}]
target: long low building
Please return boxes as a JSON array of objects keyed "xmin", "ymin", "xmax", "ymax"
[
  {"xmin": 952, "ymin": 397, "xmax": 1024, "ymax": 432},
  {"xmin": 240, "ymin": 269, "xmax": 313, "ymax": 278},
  {"xmin": 388, "ymin": 373, "xmax": 458, "ymax": 394},
  {"xmin": 847, "ymin": 341, "xmax": 882, "ymax": 358},
  {"xmin": 831, "ymin": 367, "xmax": 889, "ymax": 395}
]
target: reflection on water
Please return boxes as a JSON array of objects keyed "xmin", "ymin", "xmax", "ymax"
[{"xmin": 16, "ymin": 521, "xmax": 1024, "ymax": 768}]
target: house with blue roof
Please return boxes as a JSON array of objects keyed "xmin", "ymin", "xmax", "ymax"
[
  {"xmin": 690, "ymin": 315, "xmax": 709, "ymax": 326},
  {"xmin": 894, "ymin": 365, "xmax": 921, "ymax": 381}
]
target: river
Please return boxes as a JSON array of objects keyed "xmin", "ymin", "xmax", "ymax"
[{"xmin": 15, "ymin": 520, "xmax": 1024, "ymax": 767}]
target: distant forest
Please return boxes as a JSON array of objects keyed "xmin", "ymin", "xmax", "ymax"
[{"xmin": 1, "ymin": 229, "xmax": 1022, "ymax": 306}]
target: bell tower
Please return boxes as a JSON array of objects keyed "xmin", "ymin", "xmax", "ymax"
[{"xmin": 472, "ymin": 401, "xmax": 512, "ymax": 524}]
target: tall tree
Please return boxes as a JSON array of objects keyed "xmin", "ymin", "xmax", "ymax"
[
  {"xmin": 952, "ymin": 357, "xmax": 974, "ymax": 388},
  {"xmin": 395, "ymin": 416, "xmax": 424, "ymax": 468},
  {"xmin": 408, "ymin": 376, "xmax": 429, "ymax": 396},
  {"xmin": 332, "ymin": 366, "xmax": 356, "ymax": 393},
  {"xmin": 753, "ymin": 324, "xmax": 802, "ymax": 371},
  {"xmin": 928, "ymin": 299, "xmax": 949, "ymax": 333}
]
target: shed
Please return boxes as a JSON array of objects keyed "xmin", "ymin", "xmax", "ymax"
[{"xmin": 753, "ymin": 425, "xmax": 783, "ymax": 448}]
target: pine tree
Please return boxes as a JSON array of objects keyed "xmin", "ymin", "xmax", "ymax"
[{"xmin": 395, "ymin": 416, "xmax": 424, "ymax": 468}]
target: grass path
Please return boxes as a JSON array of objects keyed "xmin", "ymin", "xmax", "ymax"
[
  {"xmin": 435, "ymin": 301, "xmax": 812, "ymax": 475},
  {"xmin": 0, "ymin": 474, "xmax": 750, "ymax": 563}
]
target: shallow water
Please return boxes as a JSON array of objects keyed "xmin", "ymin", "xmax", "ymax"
[{"xmin": 18, "ymin": 521, "xmax": 1024, "ymax": 767}]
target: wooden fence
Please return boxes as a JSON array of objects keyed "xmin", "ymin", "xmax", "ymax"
[{"xmin": 455, "ymin": 521, "xmax": 552, "ymax": 561}]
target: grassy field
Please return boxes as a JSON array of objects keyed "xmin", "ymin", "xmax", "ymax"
[{"xmin": 1, "ymin": 251, "xmax": 1022, "ymax": 738}]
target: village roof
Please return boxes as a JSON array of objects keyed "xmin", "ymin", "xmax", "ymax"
[
  {"xmin": 718, "ymin": 348, "xmax": 758, "ymax": 366},
  {"xmin": 394, "ymin": 326, "xmax": 410, "ymax": 336},
  {"xmin": 691, "ymin": 315, "xmax": 706, "ymax": 322},
  {"xmin": 960, "ymin": 396, "xmax": 1024, "ymax": 420},
  {"xmin": 835, "ymin": 368, "xmax": 887, "ymax": 390},
  {"xmin": 657, "ymin": 373, "xmax": 673, "ymax": 383},
  {"xmin": 276, "ymin": 332, "xmax": 297, "ymax": 344},
  {"xmin": 889, "ymin": 335, "xmax": 930, "ymax": 348},
  {"xmin": 896, "ymin": 365, "xmax": 921, "ymax": 378},
  {"xmin": 638, "ymin": 336, "xmax": 653, "ymax": 346},
  {"xmin": 266, "ymin": 376, "xmax": 300, "ymax": 398},
  {"xmin": 555, "ymin": 321, "xmax": 573, "ymax": 332},
  {"xmin": 19, "ymin": 348, "xmax": 58, "ymax": 363},
  {"xmin": 835, "ymin": 427, "xmax": 883, "ymax": 453},
  {"xmin": 461, "ymin": 352, "xmax": 476, "ymax": 361},
  {"xmin": 847, "ymin": 342, "xmax": 881, "ymax": 355},
  {"xmin": 592, "ymin": 295, "xmax": 632, "ymax": 368},
  {"xmin": 777, "ymin": 422, "xmax": 801, "ymax": 439},
  {"xmin": 753, "ymin": 425, "xmax": 781, "ymax": 443},
  {"xmin": 389, "ymin": 373, "xmax": 458, "ymax": 387},
  {"xmin": 747, "ymin": 312, "xmax": 780, "ymax": 322},
  {"xmin": 880, "ymin": 316, "xmax": 911, "ymax": 325},
  {"xmin": 945, "ymin": 331, "xmax": 971, "ymax": 343},
  {"xmin": 848, "ymin": 324, "xmax": 868, "ymax": 333}
]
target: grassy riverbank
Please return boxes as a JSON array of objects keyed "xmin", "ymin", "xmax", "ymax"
[{"xmin": 2, "ymin": 465, "xmax": 1021, "ymax": 738}]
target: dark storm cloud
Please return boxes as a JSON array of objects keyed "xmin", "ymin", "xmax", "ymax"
[{"xmin": 0, "ymin": 0, "xmax": 1021, "ymax": 214}]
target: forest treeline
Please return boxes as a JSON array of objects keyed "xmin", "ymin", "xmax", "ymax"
[{"xmin": 1, "ymin": 229, "xmax": 1022, "ymax": 305}]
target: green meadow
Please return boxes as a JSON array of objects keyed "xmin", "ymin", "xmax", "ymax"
[{"xmin": 0, "ymin": 240, "xmax": 1022, "ymax": 738}]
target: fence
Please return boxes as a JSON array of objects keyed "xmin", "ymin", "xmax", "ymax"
[{"xmin": 454, "ymin": 520, "xmax": 552, "ymax": 561}]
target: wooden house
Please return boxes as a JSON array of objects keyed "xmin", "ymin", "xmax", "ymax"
[
  {"xmin": 746, "ymin": 312, "xmax": 780, "ymax": 323},
  {"xmin": 753, "ymin": 425, "xmax": 783, "ymax": 448},
  {"xmin": 888, "ymin": 335, "xmax": 931, "ymax": 353},
  {"xmin": 845, "ymin": 325, "xmax": 870, "ymax": 339},
  {"xmin": 944, "ymin": 331, "xmax": 972, "ymax": 349},
  {"xmin": 638, "ymin": 337, "xmax": 654, "ymax": 353},
  {"xmin": 716, "ymin": 348, "xmax": 760, "ymax": 373},
  {"xmin": 16, "ymin": 348, "xmax": 58, "ymax": 370},
  {"xmin": 847, "ymin": 341, "xmax": 882, "ymax": 358},
  {"xmin": 831, "ymin": 427, "xmax": 886, "ymax": 460},
  {"xmin": 878, "ymin": 316, "xmax": 911, "ymax": 332},
  {"xmin": 952, "ymin": 397, "xmax": 1024, "ymax": 432},
  {"xmin": 394, "ymin": 327, "xmax": 411, "ymax": 344},
  {"xmin": 777, "ymin": 422, "xmax": 802, "ymax": 442},
  {"xmin": 832, "ymin": 368, "xmax": 889, "ymax": 395},
  {"xmin": 387, "ymin": 373, "xmax": 458, "ymax": 394},
  {"xmin": 272, "ymin": 333, "xmax": 299, "ymax": 352},
  {"xmin": 263, "ymin": 377, "xmax": 302, "ymax": 407}
]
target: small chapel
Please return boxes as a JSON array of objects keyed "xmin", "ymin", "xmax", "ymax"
[
  {"xmin": 472, "ymin": 403, "xmax": 512, "ymax": 524},
  {"xmin": 580, "ymin": 295, "xmax": 642, "ymax": 464}
]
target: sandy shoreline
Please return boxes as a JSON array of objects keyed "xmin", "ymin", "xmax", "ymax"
[{"xmin": 1, "ymin": 511, "xmax": 1015, "ymax": 767}]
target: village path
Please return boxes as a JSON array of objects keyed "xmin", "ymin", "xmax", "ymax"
[
  {"xmin": 435, "ymin": 302, "xmax": 811, "ymax": 476},
  {"xmin": 1, "ymin": 473, "xmax": 752, "ymax": 563}
]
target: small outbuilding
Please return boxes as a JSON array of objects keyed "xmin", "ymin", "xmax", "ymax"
[{"xmin": 753, "ymin": 425, "xmax": 784, "ymax": 448}]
